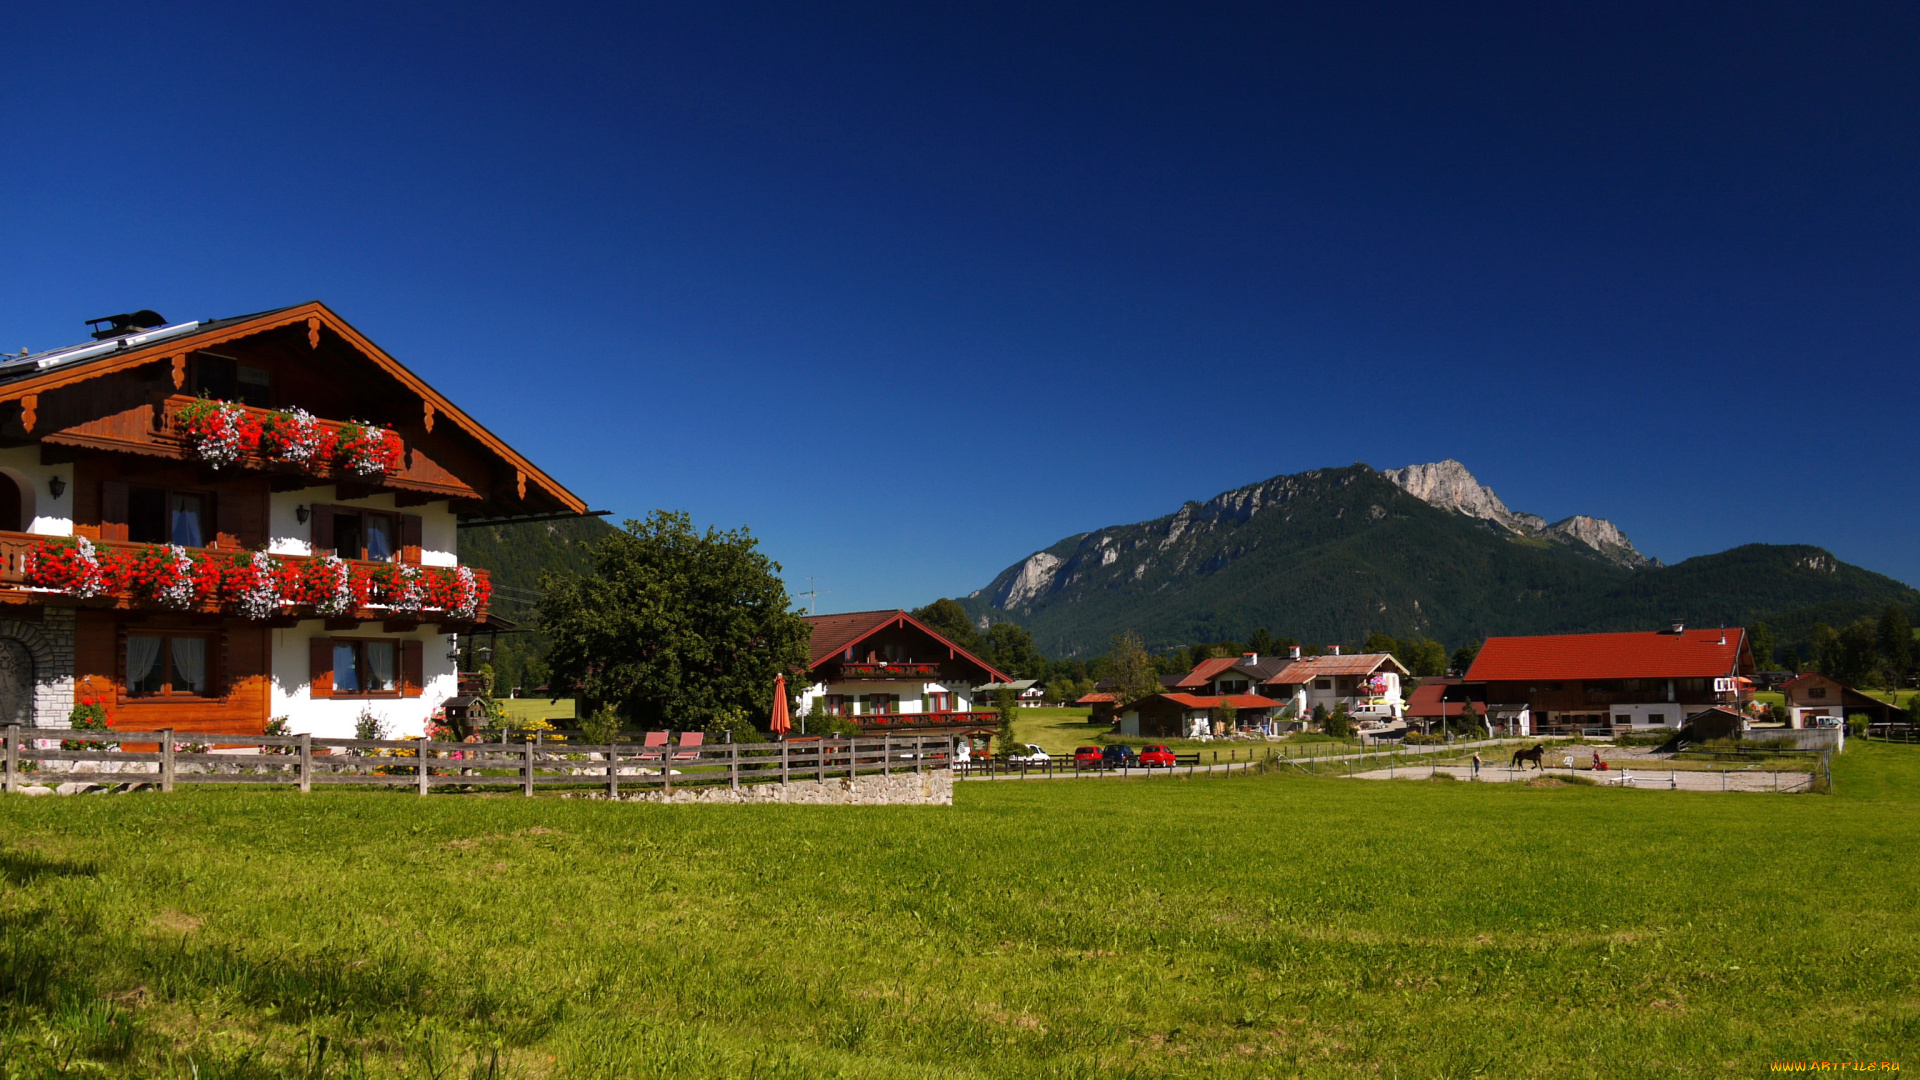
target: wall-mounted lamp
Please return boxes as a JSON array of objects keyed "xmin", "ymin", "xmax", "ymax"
[
  {"xmin": 295, "ymin": 505, "xmax": 309, "ymax": 524},
  {"xmin": 477, "ymin": 644, "xmax": 494, "ymax": 665},
  {"xmin": 47, "ymin": 476, "xmax": 64, "ymax": 499}
]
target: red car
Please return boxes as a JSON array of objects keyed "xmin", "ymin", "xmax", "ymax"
[
  {"xmin": 1074, "ymin": 746, "xmax": 1105, "ymax": 767},
  {"xmin": 1139, "ymin": 744, "xmax": 1178, "ymax": 768}
]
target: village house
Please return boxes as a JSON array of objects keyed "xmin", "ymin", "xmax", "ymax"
[
  {"xmin": 1778, "ymin": 672, "xmax": 1910, "ymax": 730},
  {"xmin": 1460, "ymin": 624, "xmax": 1756, "ymax": 736},
  {"xmin": 1171, "ymin": 647, "xmax": 1410, "ymax": 723},
  {"xmin": 1402, "ymin": 677, "xmax": 1467, "ymax": 733},
  {"xmin": 797, "ymin": 610, "xmax": 1009, "ymax": 745},
  {"xmin": 1117, "ymin": 692, "xmax": 1277, "ymax": 738},
  {"xmin": 0, "ymin": 303, "xmax": 586, "ymax": 739},
  {"xmin": 976, "ymin": 678, "xmax": 1046, "ymax": 709}
]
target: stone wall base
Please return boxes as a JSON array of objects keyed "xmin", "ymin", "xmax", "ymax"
[{"xmin": 576, "ymin": 770, "xmax": 953, "ymax": 806}]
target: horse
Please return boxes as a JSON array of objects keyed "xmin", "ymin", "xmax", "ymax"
[{"xmin": 1511, "ymin": 744, "xmax": 1547, "ymax": 771}]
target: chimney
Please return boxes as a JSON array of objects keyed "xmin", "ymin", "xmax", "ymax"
[
  {"xmin": 1329, "ymin": 645, "xmax": 1341, "ymax": 656},
  {"xmin": 1670, "ymin": 621, "xmax": 1686, "ymax": 635},
  {"xmin": 1289, "ymin": 645, "xmax": 1302, "ymax": 660},
  {"xmin": 1241, "ymin": 652, "xmax": 1257, "ymax": 666}
]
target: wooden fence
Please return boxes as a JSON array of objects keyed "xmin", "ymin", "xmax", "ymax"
[{"xmin": 0, "ymin": 726, "xmax": 950, "ymax": 797}]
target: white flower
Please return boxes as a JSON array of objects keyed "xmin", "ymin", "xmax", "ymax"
[
  {"xmin": 234, "ymin": 551, "xmax": 282, "ymax": 620},
  {"xmin": 310, "ymin": 554, "xmax": 354, "ymax": 616},
  {"xmin": 156, "ymin": 545, "xmax": 196, "ymax": 609}
]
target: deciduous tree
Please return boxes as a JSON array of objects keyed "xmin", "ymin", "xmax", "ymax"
[
  {"xmin": 910, "ymin": 598, "xmax": 983, "ymax": 654},
  {"xmin": 538, "ymin": 510, "xmax": 812, "ymax": 731},
  {"xmin": 1108, "ymin": 630, "xmax": 1163, "ymax": 706}
]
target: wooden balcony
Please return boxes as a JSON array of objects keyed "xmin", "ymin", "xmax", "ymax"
[
  {"xmin": 0, "ymin": 531, "xmax": 490, "ymax": 626},
  {"xmin": 850, "ymin": 710, "xmax": 998, "ymax": 731},
  {"xmin": 834, "ymin": 661, "xmax": 943, "ymax": 680}
]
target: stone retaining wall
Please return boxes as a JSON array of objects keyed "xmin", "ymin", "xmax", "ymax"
[{"xmin": 574, "ymin": 770, "xmax": 952, "ymax": 806}]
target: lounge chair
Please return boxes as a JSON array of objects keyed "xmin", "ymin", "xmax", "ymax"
[
  {"xmin": 670, "ymin": 731, "xmax": 704, "ymax": 763},
  {"xmin": 634, "ymin": 731, "xmax": 669, "ymax": 762}
]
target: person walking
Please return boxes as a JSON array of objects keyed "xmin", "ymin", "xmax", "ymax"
[{"xmin": 1470, "ymin": 751, "xmax": 1482, "ymax": 779}]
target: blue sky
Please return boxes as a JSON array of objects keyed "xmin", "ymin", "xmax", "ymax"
[{"xmin": 4, "ymin": 2, "xmax": 1916, "ymax": 610}]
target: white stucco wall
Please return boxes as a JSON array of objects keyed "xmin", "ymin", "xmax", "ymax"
[
  {"xmin": 269, "ymin": 620, "xmax": 459, "ymax": 738},
  {"xmin": 0, "ymin": 445, "xmax": 73, "ymax": 535},
  {"xmin": 798, "ymin": 680, "xmax": 976, "ymax": 717},
  {"xmin": 267, "ymin": 486, "xmax": 458, "ymax": 564}
]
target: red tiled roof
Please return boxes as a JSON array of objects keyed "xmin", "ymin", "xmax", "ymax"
[
  {"xmin": 1404, "ymin": 683, "xmax": 1467, "ymax": 718},
  {"xmin": 1150, "ymin": 693, "xmax": 1277, "ymax": 709},
  {"xmin": 801, "ymin": 610, "xmax": 1010, "ymax": 682},
  {"xmin": 1173, "ymin": 656, "xmax": 1243, "ymax": 688},
  {"xmin": 1264, "ymin": 653, "xmax": 1408, "ymax": 684},
  {"xmin": 1465, "ymin": 629, "xmax": 1747, "ymax": 682}
]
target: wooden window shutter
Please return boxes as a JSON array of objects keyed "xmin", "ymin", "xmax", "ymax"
[
  {"xmin": 100, "ymin": 481, "xmax": 129, "ymax": 542},
  {"xmin": 399, "ymin": 514, "xmax": 423, "ymax": 565},
  {"xmin": 214, "ymin": 487, "xmax": 266, "ymax": 550},
  {"xmin": 309, "ymin": 504, "xmax": 333, "ymax": 556},
  {"xmin": 400, "ymin": 639, "xmax": 424, "ymax": 697},
  {"xmin": 309, "ymin": 637, "xmax": 334, "ymax": 698}
]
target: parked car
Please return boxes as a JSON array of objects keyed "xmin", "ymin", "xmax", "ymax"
[
  {"xmin": 1009, "ymin": 743, "xmax": 1051, "ymax": 764},
  {"xmin": 1139, "ymin": 744, "xmax": 1178, "ymax": 768},
  {"xmin": 1074, "ymin": 745, "xmax": 1105, "ymax": 767},
  {"xmin": 1101, "ymin": 743, "xmax": 1139, "ymax": 768}
]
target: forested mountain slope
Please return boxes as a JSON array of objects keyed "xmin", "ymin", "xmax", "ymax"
[{"xmin": 960, "ymin": 464, "xmax": 1919, "ymax": 657}]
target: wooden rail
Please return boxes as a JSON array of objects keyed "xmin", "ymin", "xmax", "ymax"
[{"xmin": 0, "ymin": 726, "xmax": 950, "ymax": 797}]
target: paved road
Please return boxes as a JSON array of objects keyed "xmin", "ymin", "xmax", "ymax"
[
  {"xmin": 956, "ymin": 737, "xmax": 1538, "ymax": 782},
  {"xmin": 1349, "ymin": 760, "xmax": 1815, "ymax": 792}
]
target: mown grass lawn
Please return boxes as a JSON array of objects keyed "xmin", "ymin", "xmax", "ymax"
[{"xmin": 2, "ymin": 744, "xmax": 1917, "ymax": 1078}]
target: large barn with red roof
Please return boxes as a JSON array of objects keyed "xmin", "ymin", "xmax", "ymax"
[{"xmin": 1461, "ymin": 624, "xmax": 1756, "ymax": 736}]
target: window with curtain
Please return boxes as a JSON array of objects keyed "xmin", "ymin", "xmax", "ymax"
[
  {"xmin": 126, "ymin": 486, "xmax": 211, "ymax": 547},
  {"xmin": 333, "ymin": 511, "xmax": 397, "ymax": 562},
  {"xmin": 365, "ymin": 515, "xmax": 395, "ymax": 562},
  {"xmin": 125, "ymin": 633, "xmax": 211, "ymax": 698},
  {"xmin": 329, "ymin": 639, "xmax": 405, "ymax": 697}
]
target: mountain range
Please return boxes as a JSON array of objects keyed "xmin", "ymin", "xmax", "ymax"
[{"xmin": 958, "ymin": 461, "xmax": 1919, "ymax": 658}]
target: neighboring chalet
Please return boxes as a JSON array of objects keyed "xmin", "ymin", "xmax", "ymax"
[
  {"xmin": 1461, "ymin": 625, "xmax": 1756, "ymax": 736},
  {"xmin": 798, "ymin": 610, "xmax": 1009, "ymax": 742},
  {"xmin": 1171, "ymin": 648, "xmax": 1410, "ymax": 722},
  {"xmin": 1779, "ymin": 672, "xmax": 1910, "ymax": 729},
  {"xmin": 1119, "ymin": 692, "xmax": 1276, "ymax": 738},
  {"xmin": 0, "ymin": 304, "xmax": 586, "ymax": 738},
  {"xmin": 977, "ymin": 678, "xmax": 1046, "ymax": 709}
]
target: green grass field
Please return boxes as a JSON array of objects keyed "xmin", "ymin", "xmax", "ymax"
[
  {"xmin": 3, "ymin": 743, "xmax": 1917, "ymax": 1078},
  {"xmin": 494, "ymin": 698, "xmax": 578, "ymax": 724}
]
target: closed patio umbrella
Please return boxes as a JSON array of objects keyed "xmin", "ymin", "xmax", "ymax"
[{"xmin": 770, "ymin": 673, "xmax": 791, "ymax": 736}]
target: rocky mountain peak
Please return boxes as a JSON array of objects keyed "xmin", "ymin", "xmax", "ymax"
[{"xmin": 1385, "ymin": 460, "xmax": 1656, "ymax": 569}]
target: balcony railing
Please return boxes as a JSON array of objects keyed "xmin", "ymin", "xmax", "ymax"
[
  {"xmin": 0, "ymin": 531, "xmax": 490, "ymax": 624},
  {"xmin": 848, "ymin": 710, "xmax": 997, "ymax": 730},
  {"xmin": 835, "ymin": 662, "xmax": 943, "ymax": 680}
]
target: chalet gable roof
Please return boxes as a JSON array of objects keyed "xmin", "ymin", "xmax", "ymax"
[
  {"xmin": 802, "ymin": 609, "xmax": 1011, "ymax": 682},
  {"xmin": 0, "ymin": 301, "xmax": 585, "ymax": 517},
  {"xmin": 1264, "ymin": 652, "xmax": 1409, "ymax": 684}
]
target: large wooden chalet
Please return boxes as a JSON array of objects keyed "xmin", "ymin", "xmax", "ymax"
[
  {"xmin": 0, "ymin": 303, "xmax": 585, "ymax": 738},
  {"xmin": 1171, "ymin": 648, "xmax": 1410, "ymax": 722},
  {"xmin": 799, "ymin": 610, "xmax": 1008, "ymax": 740}
]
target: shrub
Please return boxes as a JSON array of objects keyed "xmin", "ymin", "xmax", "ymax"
[
  {"xmin": 1847, "ymin": 714, "xmax": 1870, "ymax": 737},
  {"xmin": 353, "ymin": 709, "xmax": 389, "ymax": 742},
  {"xmin": 1324, "ymin": 704, "xmax": 1352, "ymax": 739},
  {"xmin": 705, "ymin": 706, "xmax": 766, "ymax": 744},
  {"xmin": 581, "ymin": 705, "xmax": 621, "ymax": 746}
]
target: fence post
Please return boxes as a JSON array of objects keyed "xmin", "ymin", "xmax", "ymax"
[
  {"xmin": 729, "ymin": 742, "xmax": 739, "ymax": 791},
  {"xmin": 608, "ymin": 741, "xmax": 620, "ymax": 799},
  {"xmin": 781, "ymin": 738, "xmax": 790, "ymax": 784},
  {"xmin": 160, "ymin": 730, "xmax": 175, "ymax": 793},
  {"xmin": 817, "ymin": 739, "xmax": 826, "ymax": 784},
  {"xmin": 883, "ymin": 734, "xmax": 891, "ymax": 778},
  {"xmin": 915, "ymin": 735, "xmax": 923, "ymax": 775},
  {"xmin": 418, "ymin": 736, "xmax": 430, "ymax": 796},
  {"xmin": 298, "ymin": 734, "xmax": 312, "ymax": 794},
  {"xmin": 3, "ymin": 724, "xmax": 16, "ymax": 794},
  {"xmin": 523, "ymin": 739, "xmax": 534, "ymax": 797}
]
